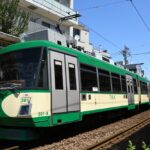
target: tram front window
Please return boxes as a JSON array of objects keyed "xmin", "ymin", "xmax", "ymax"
[{"xmin": 0, "ymin": 47, "xmax": 48, "ymax": 90}]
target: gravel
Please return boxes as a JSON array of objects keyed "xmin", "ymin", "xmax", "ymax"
[{"xmin": 32, "ymin": 109, "xmax": 150, "ymax": 150}]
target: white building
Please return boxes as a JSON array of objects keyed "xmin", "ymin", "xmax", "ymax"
[
  {"xmin": 72, "ymin": 24, "xmax": 93, "ymax": 53},
  {"xmin": 19, "ymin": 0, "xmax": 93, "ymax": 51}
]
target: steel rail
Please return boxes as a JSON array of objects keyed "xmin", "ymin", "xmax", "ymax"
[
  {"xmin": 85, "ymin": 117, "xmax": 150, "ymax": 150},
  {"xmin": 3, "ymin": 145, "xmax": 19, "ymax": 150}
]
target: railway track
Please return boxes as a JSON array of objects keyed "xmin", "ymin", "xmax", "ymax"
[
  {"xmin": 1, "ymin": 109, "xmax": 150, "ymax": 150},
  {"xmin": 3, "ymin": 146, "xmax": 19, "ymax": 150},
  {"xmin": 85, "ymin": 117, "xmax": 150, "ymax": 150}
]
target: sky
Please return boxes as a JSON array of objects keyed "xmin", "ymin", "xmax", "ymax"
[{"xmin": 74, "ymin": 0, "xmax": 150, "ymax": 79}]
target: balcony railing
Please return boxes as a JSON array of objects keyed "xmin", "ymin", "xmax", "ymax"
[{"xmin": 32, "ymin": 0, "xmax": 77, "ymax": 21}]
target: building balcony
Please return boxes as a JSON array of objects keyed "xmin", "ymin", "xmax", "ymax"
[
  {"xmin": 27, "ymin": 20, "xmax": 53, "ymax": 33},
  {"xmin": 27, "ymin": 20, "xmax": 68, "ymax": 35},
  {"xmin": 27, "ymin": 21, "xmax": 94, "ymax": 52},
  {"xmin": 19, "ymin": 0, "xmax": 78, "ymax": 26}
]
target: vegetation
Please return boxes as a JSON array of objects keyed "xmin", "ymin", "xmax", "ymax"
[
  {"xmin": 127, "ymin": 140, "xmax": 150, "ymax": 150},
  {"xmin": 127, "ymin": 140, "xmax": 136, "ymax": 150},
  {"xmin": 0, "ymin": 0, "xmax": 30, "ymax": 36},
  {"xmin": 141, "ymin": 141, "xmax": 150, "ymax": 150}
]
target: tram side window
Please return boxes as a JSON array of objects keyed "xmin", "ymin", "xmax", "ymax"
[
  {"xmin": 141, "ymin": 82, "xmax": 143, "ymax": 94},
  {"xmin": 121, "ymin": 76, "xmax": 127, "ymax": 93},
  {"xmin": 99, "ymin": 69, "xmax": 111, "ymax": 92},
  {"xmin": 144, "ymin": 82, "xmax": 148, "ymax": 94},
  {"xmin": 133, "ymin": 79, "xmax": 138, "ymax": 94},
  {"xmin": 68, "ymin": 63, "xmax": 76, "ymax": 90},
  {"xmin": 143, "ymin": 82, "xmax": 147, "ymax": 94},
  {"xmin": 146, "ymin": 83, "xmax": 148, "ymax": 94},
  {"xmin": 54, "ymin": 60, "xmax": 63, "ymax": 89},
  {"xmin": 148, "ymin": 84, "xmax": 150, "ymax": 94},
  {"xmin": 80, "ymin": 64, "xmax": 98, "ymax": 91},
  {"xmin": 140, "ymin": 81, "xmax": 148, "ymax": 94},
  {"xmin": 140, "ymin": 81, "xmax": 143, "ymax": 94},
  {"xmin": 37, "ymin": 49, "xmax": 48, "ymax": 88},
  {"xmin": 111, "ymin": 73, "xmax": 121, "ymax": 93}
]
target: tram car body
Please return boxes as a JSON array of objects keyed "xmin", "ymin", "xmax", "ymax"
[{"xmin": 0, "ymin": 41, "xmax": 150, "ymax": 140}]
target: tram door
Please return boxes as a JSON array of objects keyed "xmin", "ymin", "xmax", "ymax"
[
  {"xmin": 126, "ymin": 75, "xmax": 134, "ymax": 104},
  {"xmin": 50, "ymin": 51, "xmax": 80, "ymax": 114}
]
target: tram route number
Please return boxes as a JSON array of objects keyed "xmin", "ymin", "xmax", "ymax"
[
  {"xmin": 38, "ymin": 111, "xmax": 49, "ymax": 117},
  {"xmin": 21, "ymin": 97, "xmax": 31, "ymax": 103}
]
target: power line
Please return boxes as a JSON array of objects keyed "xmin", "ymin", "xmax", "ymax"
[
  {"xmin": 129, "ymin": 0, "xmax": 150, "ymax": 33},
  {"xmin": 80, "ymin": 21, "xmax": 122, "ymax": 50},
  {"xmin": 132, "ymin": 51, "xmax": 150, "ymax": 55},
  {"xmin": 112, "ymin": 50, "xmax": 150, "ymax": 57},
  {"xmin": 78, "ymin": 0, "xmax": 129, "ymax": 11},
  {"xmin": 78, "ymin": 0, "xmax": 150, "ymax": 56},
  {"xmin": 110, "ymin": 1, "xmax": 150, "ymax": 57},
  {"xmin": 111, "ymin": 50, "xmax": 122, "ymax": 56}
]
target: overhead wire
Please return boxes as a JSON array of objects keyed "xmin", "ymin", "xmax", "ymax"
[
  {"xmin": 131, "ymin": 51, "xmax": 150, "ymax": 55},
  {"xmin": 77, "ymin": 0, "xmax": 150, "ymax": 58},
  {"xmin": 110, "ymin": 0, "xmax": 150, "ymax": 58},
  {"xmin": 111, "ymin": 51, "xmax": 122, "ymax": 56},
  {"xmin": 80, "ymin": 21, "xmax": 122, "ymax": 50},
  {"xmin": 78, "ymin": 0, "xmax": 129, "ymax": 11},
  {"xmin": 76, "ymin": 0, "xmax": 130, "ymax": 52},
  {"xmin": 129, "ymin": 0, "xmax": 150, "ymax": 33}
]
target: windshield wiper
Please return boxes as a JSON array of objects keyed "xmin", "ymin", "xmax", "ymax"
[{"xmin": 0, "ymin": 83, "xmax": 20, "ymax": 95}]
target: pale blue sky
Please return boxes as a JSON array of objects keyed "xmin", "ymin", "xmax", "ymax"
[{"xmin": 74, "ymin": 0, "xmax": 150, "ymax": 79}]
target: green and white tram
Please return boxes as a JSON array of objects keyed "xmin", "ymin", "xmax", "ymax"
[{"xmin": 0, "ymin": 40, "xmax": 150, "ymax": 140}]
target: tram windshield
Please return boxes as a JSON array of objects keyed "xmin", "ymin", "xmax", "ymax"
[{"xmin": 0, "ymin": 47, "xmax": 48, "ymax": 90}]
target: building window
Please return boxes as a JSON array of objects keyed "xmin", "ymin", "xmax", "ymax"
[
  {"xmin": 55, "ymin": 0, "xmax": 70, "ymax": 7},
  {"xmin": 57, "ymin": 41, "xmax": 62, "ymax": 45},
  {"xmin": 111, "ymin": 73, "xmax": 121, "ymax": 93},
  {"xmin": 42, "ymin": 21, "xmax": 51, "ymax": 28},
  {"xmin": 102, "ymin": 57, "xmax": 110, "ymax": 62},
  {"xmin": 80, "ymin": 64, "xmax": 98, "ymax": 91},
  {"xmin": 73, "ymin": 28, "xmax": 80, "ymax": 37},
  {"xmin": 99, "ymin": 69, "xmax": 111, "ymax": 92}
]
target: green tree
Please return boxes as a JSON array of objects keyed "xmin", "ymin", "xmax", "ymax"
[{"xmin": 0, "ymin": 0, "xmax": 30, "ymax": 36}]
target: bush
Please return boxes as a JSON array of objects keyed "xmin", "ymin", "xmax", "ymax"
[{"xmin": 126, "ymin": 140, "xmax": 150, "ymax": 150}]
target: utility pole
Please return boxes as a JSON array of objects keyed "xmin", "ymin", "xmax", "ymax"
[{"xmin": 121, "ymin": 45, "xmax": 130, "ymax": 65}]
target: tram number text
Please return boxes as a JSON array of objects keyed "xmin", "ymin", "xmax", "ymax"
[{"xmin": 38, "ymin": 111, "xmax": 49, "ymax": 117}]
